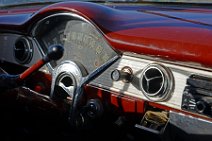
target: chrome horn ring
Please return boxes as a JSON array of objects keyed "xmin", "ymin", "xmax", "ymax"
[
  {"xmin": 50, "ymin": 56, "xmax": 119, "ymax": 127},
  {"xmin": 55, "ymin": 72, "xmax": 77, "ymax": 98},
  {"xmin": 51, "ymin": 60, "xmax": 87, "ymax": 100}
]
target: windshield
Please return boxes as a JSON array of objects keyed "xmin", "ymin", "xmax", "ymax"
[{"xmin": 0, "ymin": 0, "xmax": 212, "ymax": 6}]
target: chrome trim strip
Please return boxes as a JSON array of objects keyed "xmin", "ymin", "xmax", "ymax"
[
  {"xmin": 90, "ymin": 54, "xmax": 212, "ymax": 111},
  {"xmin": 169, "ymin": 111, "xmax": 212, "ymax": 135}
]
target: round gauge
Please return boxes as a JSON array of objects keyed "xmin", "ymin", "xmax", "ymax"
[{"xmin": 38, "ymin": 17, "xmax": 117, "ymax": 73}]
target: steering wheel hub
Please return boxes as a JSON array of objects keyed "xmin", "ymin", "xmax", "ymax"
[{"xmin": 51, "ymin": 60, "xmax": 87, "ymax": 100}]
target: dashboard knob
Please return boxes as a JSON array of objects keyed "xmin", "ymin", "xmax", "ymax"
[
  {"xmin": 111, "ymin": 66, "xmax": 133, "ymax": 83},
  {"xmin": 196, "ymin": 100, "xmax": 206, "ymax": 114},
  {"xmin": 85, "ymin": 99, "xmax": 103, "ymax": 119},
  {"xmin": 44, "ymin": 45, "xmax": 64, "ymax": 62}
]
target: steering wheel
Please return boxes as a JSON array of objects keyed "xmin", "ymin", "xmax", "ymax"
[
  {"xmin": 50, "ymin": 56, "xmax": 119, "ymax": 128},
  {"xmin": 18, "ymin": 44, "xmax": 118, "ymax": 128}
]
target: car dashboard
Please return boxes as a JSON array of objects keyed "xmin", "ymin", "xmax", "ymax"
[{"xmin": 0, "ymin": 1, "xmax": 211, "ymax": 141}]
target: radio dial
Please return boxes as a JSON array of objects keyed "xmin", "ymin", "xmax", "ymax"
[{"xmin": 196, "ymin": 101, "xmax": 206, "ymax": 114}]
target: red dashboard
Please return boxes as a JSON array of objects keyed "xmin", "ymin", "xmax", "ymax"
[{"xmin": 0, "ymin": 1, "xmax": 211, "ymax": 141}]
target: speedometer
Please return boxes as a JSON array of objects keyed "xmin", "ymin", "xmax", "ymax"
[{"xmin": 37, "ymin": 16, "xmax": 117, "ymax": 73}]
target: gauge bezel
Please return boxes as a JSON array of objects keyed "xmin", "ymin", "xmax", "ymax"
[
  {"xmin": 139, "ymin": 63, "xmax": 174, "ymax": 102},
  {"xmin": 13, "ymin": 36, "xmax": 33, "ymax": 64},
  {"xmin": 31, "ymin": 13, "xmax": 119, "ymax": 73}
]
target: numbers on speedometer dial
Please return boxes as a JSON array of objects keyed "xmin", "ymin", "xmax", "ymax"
[{"xmin": 42, "ymin": 19, "xmax": 116, "ymax": 73}]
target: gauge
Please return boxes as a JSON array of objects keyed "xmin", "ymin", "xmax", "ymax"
[{"xmin": 38, "ymin": 17, "xmax": 117, "ymax": 73}]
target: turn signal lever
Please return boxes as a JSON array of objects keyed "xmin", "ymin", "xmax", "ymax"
[
  {"xmin": 0, "ymin": 45, "xmax": 64, "ymax": 89},
  {"xmin": 19, "ymin": 45, "xmax": 64, "ymax": 81}
]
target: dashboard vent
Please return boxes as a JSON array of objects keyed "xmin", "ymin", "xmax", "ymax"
[
  {"xmin": 14, "ymin": 36, "xmax": 33, "ymax": 64},
  {"xmin": 140, "ymin": 63, "xmax": 174, "ymax": 101},
  {"xmin": 142, "ymin": 67, "xmax": 164, "ymax": 95}
]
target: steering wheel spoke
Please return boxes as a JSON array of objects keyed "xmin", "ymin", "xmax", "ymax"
[
  {"xmin": 58, "ymin": 81, "xmax": 75, "ymax": 97},
  {"xmin": 51, "ymin": 57, "xmax": 119, "ymax": 128}
]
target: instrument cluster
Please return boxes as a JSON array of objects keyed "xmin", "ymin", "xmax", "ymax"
[{"xmin": 33, "ymin": 14, "xmax": 117, "ymax": 74}]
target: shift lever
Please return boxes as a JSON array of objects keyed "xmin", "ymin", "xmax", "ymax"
[
  {"xmin": 0, "ymin": 45, "xmax": 65, "ymax": 117},
  {"xmin": 19, "ymin": 45, "xmax": 64, "ymax": 81},
  {"xmin": 0, "ymin": 45, "xmax": 64, "ymax": 89}
]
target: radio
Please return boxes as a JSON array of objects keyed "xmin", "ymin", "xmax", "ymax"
[{"xmin": 182, "ymin": 75, "xmax": 212, "ymax": 117}]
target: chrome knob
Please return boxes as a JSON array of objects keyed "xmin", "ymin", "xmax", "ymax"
[{"xmin": 111, "ymin": 66, "xmax": 133, "ymax": 83}]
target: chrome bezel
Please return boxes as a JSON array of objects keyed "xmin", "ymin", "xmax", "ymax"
[
  {"xmin": 31, "ymin": 12, "xmax": 120, "ymax": 73},
  {"xmin": 13, "ymin": 36, "xmax": 33, "ymax": 64},
  {"xmin": 51, "ymin": 60, "xmax": 86, "ymax": 98},
  {"xmin": 140, "ymin": 63, "xmax": 174, "ymax": 102}
]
